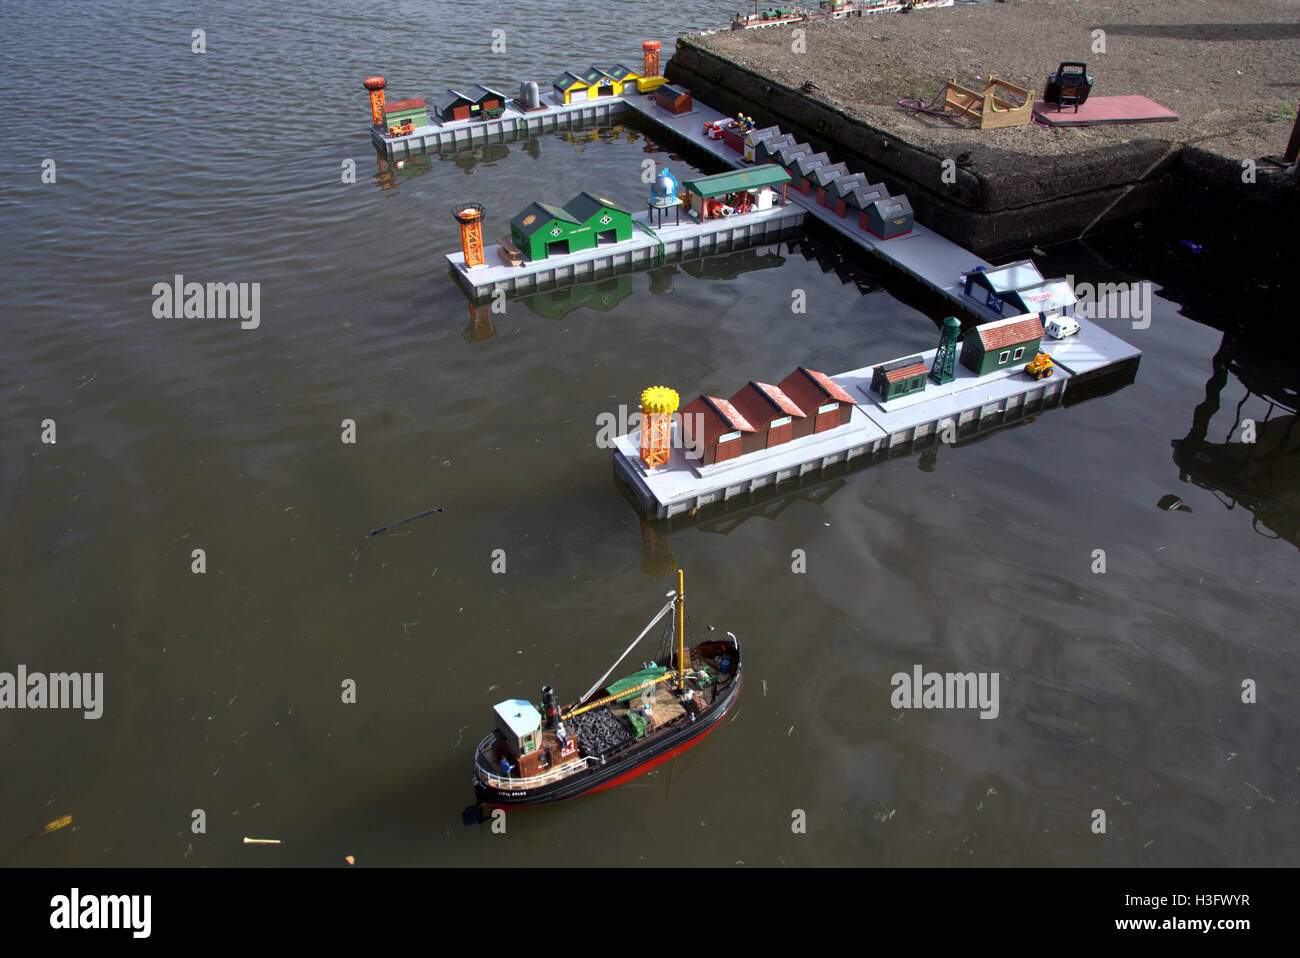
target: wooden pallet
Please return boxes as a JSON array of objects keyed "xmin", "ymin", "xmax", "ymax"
[{"xmin": 943, "ymin": 76, "xmax": 1032, "ymax": 130}]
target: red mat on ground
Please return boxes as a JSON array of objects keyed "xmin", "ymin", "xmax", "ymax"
[{"xmin": 1033, "ymin": 95, "xmax": 1179, "ymax": 126}]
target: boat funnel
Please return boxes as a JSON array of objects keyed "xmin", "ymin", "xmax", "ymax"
[{"xmin": 541, "ymin": 685, "xmax": 561, "ymax": 729}]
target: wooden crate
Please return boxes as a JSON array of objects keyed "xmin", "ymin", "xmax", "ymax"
[{"xmin": 943, "ymin": 76, "xmax": 1032, "ymax": 130}]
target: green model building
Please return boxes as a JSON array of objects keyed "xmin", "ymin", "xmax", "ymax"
[
  {"xmin": 959, "ymin": 314, "xmax": 1045, "ymax": 376},
  {"xmin": 509, "ymin": 192, "xmax": 633, "ymax": 261}
]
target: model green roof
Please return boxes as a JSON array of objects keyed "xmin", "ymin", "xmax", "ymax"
[
  {"xmin": 682, "ymin": 165, "xmax": 791, "ymax": 198},
  {"xmin": 511, "ymin": 201, "xmax": 579, "ymax": 235},
  {"xmin": 562, "ymin": 191, "xmax": 630, "ymax": 224}
]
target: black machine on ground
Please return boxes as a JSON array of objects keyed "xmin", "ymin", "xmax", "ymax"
[{"xmin": 1044, "ymin": 62, "xmax": 1094, "ymax": 112}]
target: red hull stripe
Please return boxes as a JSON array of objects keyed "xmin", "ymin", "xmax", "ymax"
[{"xmin": 587, "ymin": 716, "xmax": 724, "ymax": 794}]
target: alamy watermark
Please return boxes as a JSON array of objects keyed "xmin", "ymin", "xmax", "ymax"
[
  {"xmin": 1066, "ymin": 274, "xmax": 1152, "ymax": 330},
  {"xmin": 890, "ymin": 664, "xmax": 999, "ymax": 719},
  {"xmin": 151, "ymin": 274, "xmax": 260, "ymax": 329},
  {"xmin": 0, "ymin": 666, "xmax": 103, "ymax": 719},
  {"xmin": 50, "ymin": 889, "xmax": 150, "ymax": 938},
  {"xmin": 594, "ymin": 407, "xmax": 705, "ymax": 457}
]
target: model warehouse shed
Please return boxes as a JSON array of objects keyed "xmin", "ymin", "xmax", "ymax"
[
  {"xmin": 776, "ymin": 366, "xmax": 858, "ymax": 437},
  {"xmin": 863, "ymin": 194, "xmax": 914, "ymax": 239},
  {"xmin": 436, "ymin": 85, "xmax": 507, "ymax": 122},
  {"xmin": 509, "ymin": 192, "xmax": 633, "ymax": 260},
  {"xmin": 825, "ymin": 175, "xmax": 885, "ymax": 219},
  {"xmin": 728, "ymin": 381, "xmax": 807, "ymax": 454},
  {"xmin": 681, "ymin": 396, "xmax": 756, "ymax": 466},
  {"xmin": 553, "ymin": 67, "xmax": 632, "ymax": 103},
  {"xmin": 960, "ymin": 314, "xmax": 1045, "ymax": 376},
  {"xmin": 788, "ymin": 152, "xmax": 830, "ymax": 194}
]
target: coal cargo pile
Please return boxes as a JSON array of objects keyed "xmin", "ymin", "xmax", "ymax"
[{"xmin": 571, "ymin": 707, "xmax": 633, "ymax": 757}]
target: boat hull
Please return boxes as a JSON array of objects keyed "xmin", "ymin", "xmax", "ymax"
[{"xmin": 474, "ymin": 671, "xmax": 741, "ymax": 808}]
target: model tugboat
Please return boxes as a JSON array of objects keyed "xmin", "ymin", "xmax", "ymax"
[{"xmin": 471, "ymin": 570, "xmax": 741, "ymax": 808}]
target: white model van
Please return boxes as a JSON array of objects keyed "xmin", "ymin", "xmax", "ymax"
[{"xmin": 1044, "ymin": 314, "xmax": 1080, "ymax": 339}]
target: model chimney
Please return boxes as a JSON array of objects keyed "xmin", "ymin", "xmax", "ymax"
[
  {"xmin": 452, "ymin": 203, "xmax": 486, "ymax": 269},
  {"xmin": 363, "ymin": 76, "xmax": 387, "ymax": 127},
  {"xmin": 541, "ymin": 686, "xmax": 561, "ymax": 730},
  {"xmin": 642, "ymin": 41, "xmax": 661, "ymax": 78}
]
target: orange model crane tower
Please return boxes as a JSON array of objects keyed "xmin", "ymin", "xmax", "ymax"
[
  {"xmin": 453, "ymin": 203, "xmax": 486, "ymax": 269},
  {"xmin": 363, "ymin": 76, "xmax": 387, "ymax": 126},
  {"xmin": 642, "ymin": 41, "xmax": 661, "ymax": 78},
  {"xmin": 639, "ymin": 386, "xmax": 679, "ymax": 468}
]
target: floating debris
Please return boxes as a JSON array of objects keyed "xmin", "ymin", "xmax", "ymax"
[
  {"xmin": 35, "ymin": 814, "xmax": 72, "ymax": 837},
  {"xmin": 369, "ymin": 506, "xmax": 444, "ymax": 538}
]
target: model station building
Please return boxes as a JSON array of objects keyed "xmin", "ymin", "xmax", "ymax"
[
  {"xmin": 963, "ymin": 260, "xmax": 1078, "ymax": 320},
  {"xmin": 870, "ymin": 355, "xmax": 929, "ymax": 400},
  {"xmin": 681, "ymin": 166, "xmax": 791, "ymax": 219}
]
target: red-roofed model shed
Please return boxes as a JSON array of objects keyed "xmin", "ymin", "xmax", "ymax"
[
  {"xmin": 680, "ymin": 395, "xmax": 756, "ymax": 466},
  {"xmin": 776, "ymin": 367, "xmax": 857, "ymax": 437},
  {"xmin": 728, "ymin": 381, "xmax": 807, "ymax": 454}
]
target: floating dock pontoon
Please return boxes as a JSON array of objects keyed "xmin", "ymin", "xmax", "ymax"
[
  {"xmin": 372, "ymin": 93, "xmax": 628, "ymax": 159},
  {"xmin": 446, "ymin": 204, "xmax": 805, "ymax": 299},
  {"xmin": 614, "ymin": 316, "xmax": 1140, "ymax": 519}
]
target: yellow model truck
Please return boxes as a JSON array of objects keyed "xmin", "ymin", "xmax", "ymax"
[{"xmin": 1025, "ymin": 353, "xmax": 1054, "ymax": 380}]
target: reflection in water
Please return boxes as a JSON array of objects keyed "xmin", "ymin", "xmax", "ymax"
[
  {"xmin": 623, "ymin": 398, "xmax": 1090, "ymax": 560},
  {"xmin": 444, "ymin": 143, "xmax": 511, "ymax": 174},
  {"xmin": 459, "ymin": 244, "xmax": 806, "ymax": 321},
  {"xmin": 373, "ymin": 152, "xmax": 434, "ymax": 192},
  {"xmin": 522, "ymin": 275, "xmax": 635, "ymax": 320},
  {"xmin": 373, "ymin": 142, "xmax": 512, "ymax": 189},
  {"xmin": 1172, "ymin": 334, "xmax": 1300, "ymax": 549},
  {"xmin": 463, "ymin": 301, "xmax": 496, "ymax": 342},
  {"xmin": 647, "ymin": 265, "xmax": 678, "ymax": 295},
  {"xmin": 678, "ymin": 247, "xmax": 785, "ymax": 281},
  {"xmin": 639, "ymin": 517, "xmax": 677, "ymax": 580}
]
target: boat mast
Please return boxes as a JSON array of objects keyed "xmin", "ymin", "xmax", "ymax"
[{"xmin": 676, "ymin": 568, "xmax": 686, "ymax": 690}]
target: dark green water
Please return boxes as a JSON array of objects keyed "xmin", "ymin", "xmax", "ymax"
[{"xmin": 1, "ymin": 0, "xmax": 1296, "ymax": 867}]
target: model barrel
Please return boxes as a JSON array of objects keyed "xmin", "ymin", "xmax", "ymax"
[
  {"xmin": 639, "ymin": 385, "xmax": 679, "ymax": 468},
  {"xmin": 363, "ymin": 76, "xmax": 387, "ymax": 126},
  {"xmin": 642, "ymin": 40, "xmax": 661, "ymax": 78},
  {"xmin": 519, "ymin": 80, "xmax": 540, "ymax": 110}
]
